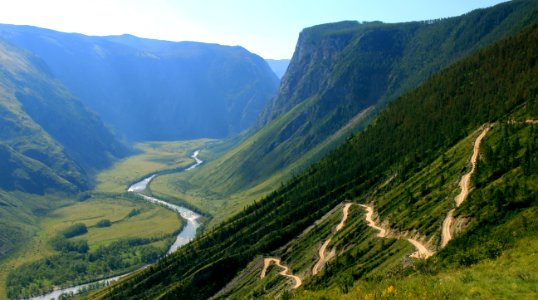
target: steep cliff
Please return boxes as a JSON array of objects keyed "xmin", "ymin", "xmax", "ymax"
[{"xmin": 186, "ymin": 0, "xmax": 538, "ymax": 196}]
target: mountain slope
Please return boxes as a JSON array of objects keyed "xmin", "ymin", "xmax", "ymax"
[
  {"xmin": 186, "ymin": 0, "xmax": 538, "ymax": 197},
  {"xmin": 0, "ymin": 38, "xmax": 128, "ymax": 194},
  {"xmin": 90, "ymin": 22, "xmax": 538, "ymax": 300},
  {"xmin": 0, "ymin": 39, "xmax": 130, "ymax": 265},
  {"xmin": 0, "ymin": 26, "xmax": 279, "ymax": 140}
]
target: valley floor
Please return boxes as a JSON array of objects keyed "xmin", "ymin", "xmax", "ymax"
[{"xmin": 0, "ymin": 139, "xmax": 215, "ymax": 299}]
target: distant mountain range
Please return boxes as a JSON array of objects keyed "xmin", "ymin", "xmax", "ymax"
[{"xmin": 0, "ymin": 26, "xmax": 279, "ymax": 141}]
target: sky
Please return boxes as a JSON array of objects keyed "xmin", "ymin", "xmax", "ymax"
[{"xmin": 0, "ymin": 0, "xmax": 508, "ymax": 59}]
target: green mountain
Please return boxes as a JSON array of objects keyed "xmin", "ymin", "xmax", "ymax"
[
  {"xmin": 186, "ymin": 0, "xmax": 538, "ymax": 198},
  {"xmin": 0, "ymin": 26, "xmax": 279, "ymax": 140},
  {"xmin": 0, "ymin": 39, "xmax": 128, "ymax": 194},
  {"xmin": 89, "ymin": 18, "xmax": 538, "ymax": 300},
  {"xmin": 0, "ymin": 39, "xmax": 130, "ymax": 262}
]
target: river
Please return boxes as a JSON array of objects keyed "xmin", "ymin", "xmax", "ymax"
[{"xmin": 28, "ymin": 150, "xmax": 203, "ymax": 300}]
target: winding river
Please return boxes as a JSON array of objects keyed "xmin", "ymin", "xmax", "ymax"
[{"xmin": 28, "ymin": 150, "xmax": 203, "ymax": 300}]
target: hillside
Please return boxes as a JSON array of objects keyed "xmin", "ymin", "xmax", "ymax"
[
  {"xmin": 0, "ymin": 26, "xmax": 279, "ymax": 140},
  {"xmin": 0, "ymin": 39, "xmax": 128, "ymax": 193},
  {"xmin": 182, "ymin": 0, "xmax": 538, "ymax": 200},
  {"xmin": 0, "ymin": 38, "xmax": 130, "ymax": 263},
  {"xmin": 90, "ymin": 21, "xmax": 538, "ymax": 300}
]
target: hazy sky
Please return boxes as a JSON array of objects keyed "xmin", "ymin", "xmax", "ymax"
[{"xmin": 0, "ymin": 0, "xmax": 507, "ymax": 59}]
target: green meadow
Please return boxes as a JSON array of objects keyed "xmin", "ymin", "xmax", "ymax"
[{"xmin": 0, "ymin": 139, "xmax": 220, "ymax": 298}]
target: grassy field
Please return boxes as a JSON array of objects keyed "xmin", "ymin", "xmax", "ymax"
[
  {"xmin": 45, "ymin": 197, "xmax": 181, "ymax": 250},
  {"xmin": 95, "ymin": 139, "xmax": 216, "ymax": 193},
  {"xmin": 0, "ymin": 195, "xmax": 180, "ymax": 298},
  {"xmin": 0, "ymin": 139, "xmax": 223, "ymax": 298},
  {"xmin": 0, "ymin": 137, "xmax": 284, "ymax": 298}
]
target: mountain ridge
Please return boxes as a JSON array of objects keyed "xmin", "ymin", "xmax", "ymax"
[
  {"xmin": 172, "ymin": 0, "xmax": 538, "ymax": 203},
  {"xmin": 0, "ymin": 24, "xmax": 279, "ymax": 141}
]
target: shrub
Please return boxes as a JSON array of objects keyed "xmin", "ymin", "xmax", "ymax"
[
  {"xmin": 96, "ymin": 219, "xmax": 111, "ymax": 228},
  {"xmin": 62, "ymin": 223, "xmax": 88, "ymax": 238}
]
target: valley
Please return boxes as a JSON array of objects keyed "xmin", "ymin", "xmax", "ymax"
[
  {"xmin": 0, "ymin": 1, "xmax": 537, "ymax": 299},
  {"xmin": 91, "ymin": 17, "xmax": 538, "ymax": 299},
  {"xmin": 26, "ymin": 149, "xmax": 203, "ymax": 300},
  {"xmin": 0, "ymin": 141, "xmax": 213, "ymax": 299}
]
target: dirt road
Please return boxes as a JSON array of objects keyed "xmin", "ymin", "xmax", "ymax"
[
  {"xmin": 408, "ymin": 238, "xmax": 434, "ymax": 258},
  {"xmin": 455, "ymin": 126, "xmax": 491, "ymax": 207},
  {"xmin": 260, "ymin": 258, "xmax": 302, "ymax": 289},
  {"xmin": 360, "ymin": 204, "xmax": 433, "ymax": 258},
  {"xmin": 312, "ymin": 239, "xmax": 336, "ymax": 275},
  {"xmin": 441, "ymin": 209, "xmax": 455, "ymax": 248},
  {"xmin": 442, "ymin": 125, "xmax": 490, "ymax": 247},
  {"xmin": 336, "ymin": 203, "xmax": 352, "ymax": 231},
  {"xmin": 359, "ymin": 204, "xmax": 387, "ymax": 237},
  {"xmin": 312, "ymin": 203, "xmax": 352, "ymax": 275}
]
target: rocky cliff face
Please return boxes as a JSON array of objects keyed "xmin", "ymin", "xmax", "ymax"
[
  {"xmin": 258, "ymin": 21, "xmax": 359, "ymax": 127},
  {"xmin": 189, "ymin": 0, "xmax": 538, "ymax": 195}
]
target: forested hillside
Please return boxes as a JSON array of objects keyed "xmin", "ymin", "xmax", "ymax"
[
  {"xmin": 91, "ymin": 21, "xmax": 538, "ymax": 300},
  {"xmin": 186, "ymin": 0, "xmax": 538, "ymax": 198},
  {"xmin": 0, "ymin": 26, "xmax": 279, "ymax": 140}
]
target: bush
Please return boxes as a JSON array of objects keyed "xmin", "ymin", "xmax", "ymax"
[
  {"xmin": 50, "ymin": 237, "xmax": 89, "ymax": 253},
  {"xmin": 96, "ymin": 219, "xmax": 111, "ymax": 228},
  {"xmin": 62, "ymin": 223, "xmax": 88, "ymax": 238},
  {"xmin": 127, "ymin": 208, "xmax": 141, "ymax": 218}
]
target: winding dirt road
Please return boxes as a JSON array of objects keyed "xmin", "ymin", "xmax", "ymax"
[
  {"xmin": 260, "ymin": 258, "xmax": 302, "ymax": 289},
  {"xmin": 312, "ymin": 240, "xmax": 336, "ymax": 275},
  {"xmin": 360, "ymin": 204, "xmax": 433, "ymax": 259},
  {"xmin": 455, "ymin": 126, "xmax": 491, "ymax": 207},
  {"xmin": 441, "ymin": 125, "xmax": 491, "ymax": 247},
  {"xmin": 336, "ymin": 203, "xmax": 352, "ymax": 231},
  {"xmin": 441, "ymin": 209, "xmax": 455, "ymax": 248},
  {"xmin": 312, "ymin": 203, "xmax": 352, "ymax": 275},
  {"xmin": 359, "ymin": 204, "xmax": 387, "ymax": 237}
]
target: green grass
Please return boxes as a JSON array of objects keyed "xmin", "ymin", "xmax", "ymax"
[
  {"xmin": 46, "ymin": 197, "xmax": 181, "ymax": 251},
  {"xmin": 95, "ymin": 139, "xmax": 216, "ymax": 193},
  {"xmin": 0, "ymin": 139, "xmax": 223, "ymax": 298},
  {"xmin": 41, "ymin": 196, "xmax": 181, "ymax": 251},
  {"xmin": 0, "ymin": 195, "xmax": 181, "ymax": 298},
  {"xmin": 292, "ymin": 234, "xmax": 538, "ymax": 300},
  {"xmin": 0, "ymin": 191, "xmax": 74, "ymax": 299},
  {"xmin": 213, "ymin": 120, "xmax": 538, "ymax": 299}
]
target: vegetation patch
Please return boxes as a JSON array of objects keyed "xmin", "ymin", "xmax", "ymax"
[{"xmin": 4, "ymin": 196, "xmax": 180, "ymax": 298}]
